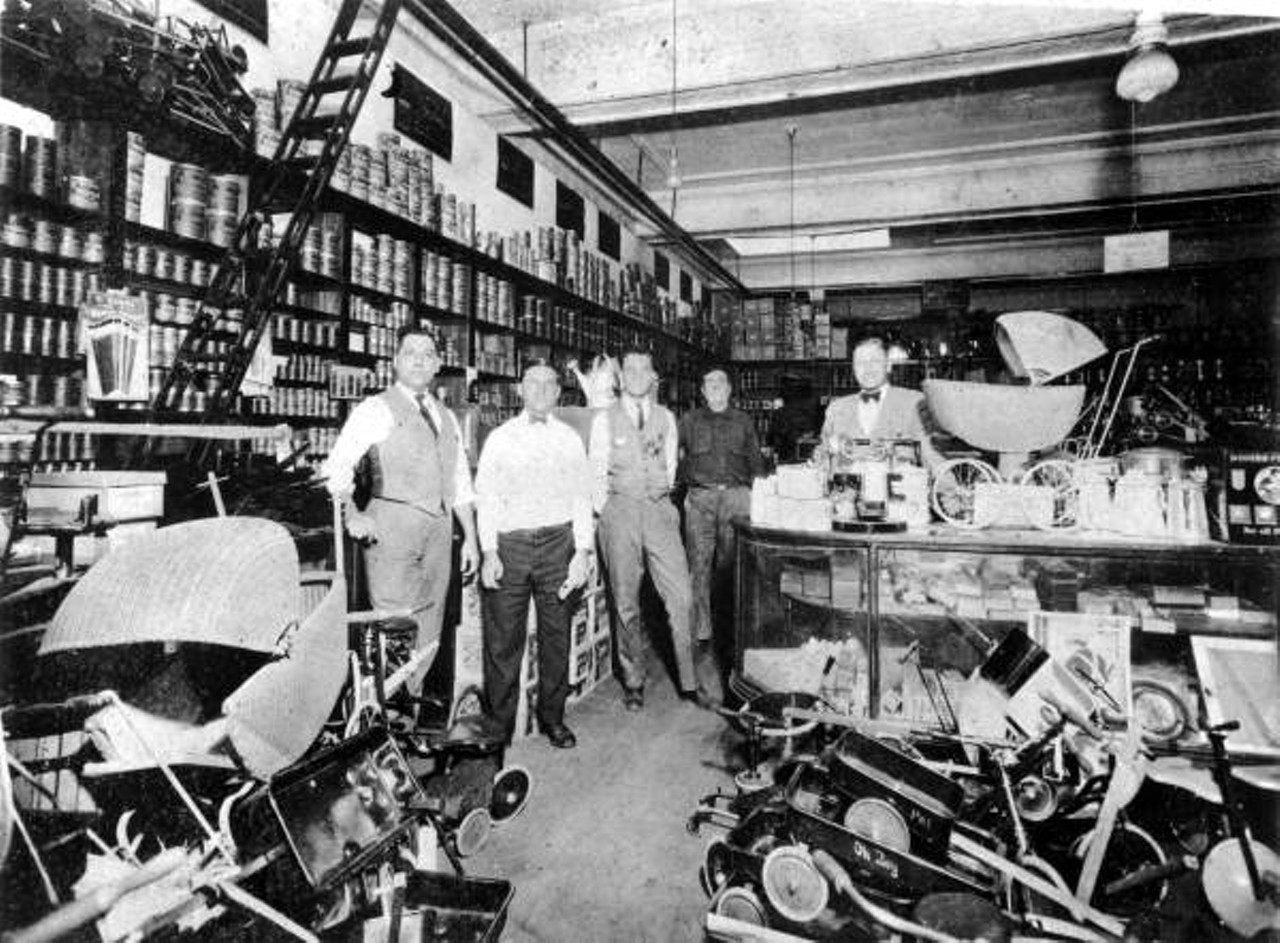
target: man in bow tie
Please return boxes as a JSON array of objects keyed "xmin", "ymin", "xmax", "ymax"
[
  {"xmin": 475, "ymin": 363, "xmax": 594, "ymax": 748},
  {"xmin": 324, "ymin": 327, "xmax": 479, "ymax": 695},
  {"xmin": 820, "ymin": 336, "xmax": 942, "ymax": 467}
]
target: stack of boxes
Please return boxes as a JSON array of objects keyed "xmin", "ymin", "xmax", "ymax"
[
  {"xmin": 512, "ymin": 571, "xmax": 612, "ymax": 738},
  {"xmin": 731, "ymin": 298, "xmax": 844, "ymax": 361}
]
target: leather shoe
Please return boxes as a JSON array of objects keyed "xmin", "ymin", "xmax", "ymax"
[
  {"xmin": 623, "ymin": 686, "xmax": 644, "ymax": 712},
  {"xmin": 543, "ymin": 722, "xmax": 576, "ymax": 749}
]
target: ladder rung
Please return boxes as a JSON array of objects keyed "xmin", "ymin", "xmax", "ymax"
[
  {"xmin": 312, "ymin": 73, "xmax": 361, "ymax": 96},
  {"xmin": 290, "ymin": 115, "xmax": 342, "ymax": 140},
  {"xmin": 327, "ymin": 37, "xmax": 372, "ymax": 58}
]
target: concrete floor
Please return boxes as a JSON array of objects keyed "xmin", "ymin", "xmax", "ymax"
[{"xmin": 468, "ymin": 664, "xmax": 737, "ymax": 942}]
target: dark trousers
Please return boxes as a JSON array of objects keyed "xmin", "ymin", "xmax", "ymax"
[
  {"xmin": 684, "ymin": 485, "xmax": 750, "ymax": 644},
  {"xmin": 481, "ymin": 523, "xmax": 575, "ymax": 739}
]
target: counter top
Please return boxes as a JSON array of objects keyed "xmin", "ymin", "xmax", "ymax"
[{"xmin": 735, "ymin": 517, "xmax": 1280, "ymax": 560}]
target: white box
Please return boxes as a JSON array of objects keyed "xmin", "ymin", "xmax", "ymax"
[{"xmin": 26, "ymin": 471, "xmax": 166, "ymax": 523}]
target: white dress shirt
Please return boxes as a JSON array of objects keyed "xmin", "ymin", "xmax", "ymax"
[
  {"xmin": 856, "ymin": 385, "xmax": 886, "ymax": 437},
  {"xmin": 474, "ymin": 411, "xmax": 594, "ymax": 552},
  {"xmin": 323, "ymin": 382, "xmax": 475, "ymax": 504},
  {"xmin": 588, "ymin": 396, "xmax": 678, "ymax": 512}
]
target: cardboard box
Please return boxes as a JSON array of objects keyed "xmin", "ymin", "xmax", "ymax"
[{"xmin": 27, "ymin": 471, "xmax": 166, "ymax": 523}]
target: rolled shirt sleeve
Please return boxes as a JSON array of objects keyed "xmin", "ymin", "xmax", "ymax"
[
  {"xmin": 664, "ymin": 409, "xmax": 679, "ymax": 487},
  {"xmin": 588, "ymin": 409, "xmax": 611, "ymax": 513},
  {"xmin": 322, "ymin": 396, "xmax": 392, "ymax": 498}
]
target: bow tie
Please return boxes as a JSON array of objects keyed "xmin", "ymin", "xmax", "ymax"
[
  {"xmin": 527, "ymin": 414, "xmax": 548, "ymax": 424},
  {"xmin": 860, "ymin": 389, "xmax": 883, "ymax": 404}
]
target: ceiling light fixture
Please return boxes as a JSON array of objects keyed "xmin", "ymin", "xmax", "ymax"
[
  {"xmin": 666, "ymin": 0, "xmax": 682, "ymax": 199},
  {"xmin": 1116, "ymin": 10, "xmax": 1179, "ymax": 103}
]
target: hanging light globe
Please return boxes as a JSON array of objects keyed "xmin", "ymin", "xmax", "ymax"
[{"xmin": 1116, "ymin": 12, "xmax": 1179, "ymax": 103}]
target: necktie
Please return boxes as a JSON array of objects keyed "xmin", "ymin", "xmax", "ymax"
[
  {"xmin": 860, "ymin": 389, "xmax": 883, "ymax": 404},
  {"xmin": 636, "ymin": 402, "xmax": 646, "ymax": 431},
  {"xmin": 415, "ymin": 393, "xmax": 440, "ymax": 437}
]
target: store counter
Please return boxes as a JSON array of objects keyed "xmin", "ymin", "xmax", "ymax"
[{"xmin": 733, "ymin": 519, "xmax": 1280, "ymax": 748}]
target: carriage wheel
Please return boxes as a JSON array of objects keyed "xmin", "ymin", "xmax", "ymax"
[
  {"xmin": 1017, "ymin": 459, "xmax": 1080, "ymax": 531},
  {"xmin": 930, "ymin": 458, "xmax": 1001, "ymax": 528}
]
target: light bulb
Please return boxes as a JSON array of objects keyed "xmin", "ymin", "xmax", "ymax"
[
  {"xmin": 666, "ymin": 147, "xmax": 682, "ymax": 189},
  {"xmin": 1116, "ymin": 45, "xmax": 1179, "ymax": 103}
]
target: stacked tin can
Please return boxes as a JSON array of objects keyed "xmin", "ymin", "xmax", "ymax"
[
  {"xmin": 420, "ymin": 250, "xmax": 452, "ymax": 311},
  {"xmin": 206, "ymin": 174, "xmax": 242, "ymax": 248},
  {"xmin": 122, "ymin": 132, "xmax": 146, "ymax": 222},
  {"xmin": 252, "ymin": 87, "xmax": 280, "ymax": 159},
  {"xmin": 0, "ymin": 124, "xmax": 21, "ymax": 189},
  {"xmin": 349, "ymin": 144, "xmax": 372, "ymax": 203},
  {"xmin": 22, "ymin": 136, "xmax": 57, "ymax": 200},
  {"xmin": 168, "ymin": 162, "xmax": 208, "ymax": 241}
]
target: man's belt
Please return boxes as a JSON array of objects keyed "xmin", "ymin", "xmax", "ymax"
[{"xmin": 689, "ymin": 482, "xmax": 747, "ymax": 491}]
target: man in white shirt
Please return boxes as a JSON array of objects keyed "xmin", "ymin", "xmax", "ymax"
[
  {"xmin": 475, "ymin": 363, "xmax": 594, "ymax": 748},
  {"xmin": 323, "ymin": 327, "xmax": 479, "ymax": 694},
  {"xmin": 589, "ymin": 350, "xmax": 697, "ymax": 711}
]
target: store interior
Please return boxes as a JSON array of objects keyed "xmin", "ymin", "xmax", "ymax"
[{"xmin": 1, "ymin": 0, "xmax": 1279, "ymax": 940}]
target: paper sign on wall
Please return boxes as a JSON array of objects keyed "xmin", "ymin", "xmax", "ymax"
[
  {"xmin": 80, "ymin": 290, "xmax": 150, "ymax": 402},
  {"xmin": 1104, "ymin": 230, "xmax": 1170, "ymax": 273}
]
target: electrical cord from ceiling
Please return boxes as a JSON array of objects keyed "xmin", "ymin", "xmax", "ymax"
[
  {"xmin": 668, "ymin": 0, "xmax": 680, "ymax": 218},
  {"xmin": 787, "ymin": 124, "xmax": 798, "ymax": 305}
]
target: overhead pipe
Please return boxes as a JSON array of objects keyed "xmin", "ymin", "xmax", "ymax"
[{"xmin": 405, "ymin": 0, "xmax": 745, "ymax": 292}]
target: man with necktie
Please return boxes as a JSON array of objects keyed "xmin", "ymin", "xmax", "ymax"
[
  {"xmin": 475, "ymin": 363, "xmax": 595, "ymax": 747},
  {"xmin": 324, "ymin": 326, "xmax": 479, "ymax": 692},
  {"xmin": 589, "ymin": 350, "xmax": 698, "ymax": 711},
  {"xmin": 820, "ymin": 335, "xmax": 943, "ymax": 468}
]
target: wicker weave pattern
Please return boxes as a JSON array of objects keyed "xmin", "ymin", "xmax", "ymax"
[
  {"xmin": 923, "ymin": 379, "xmax": 1085, "ymax": 454},
  {"xmin": 224, "ymin": 575, "xmax": 349, "ymax": 777},
  {"xmin": 41, "ymin": 517, "xmax": 300, "ymax": 655}
]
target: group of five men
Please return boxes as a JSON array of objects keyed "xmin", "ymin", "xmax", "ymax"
[{"xmin": 324, "ymin": 326, "xmax": 933, "ymax": 751}]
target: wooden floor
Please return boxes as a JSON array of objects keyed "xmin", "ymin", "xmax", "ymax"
[{"xmin": 468, "ymin": 664, "xmax": 736, "ymax": 942}]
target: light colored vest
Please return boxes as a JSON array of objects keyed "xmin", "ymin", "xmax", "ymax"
[
  {"xmin": 368, "ymin": 389, "xmax": 457, "ymax": 515},
  {"xmin": 605, "ymin": 399, "xmax": 673, "ymax": 500}
]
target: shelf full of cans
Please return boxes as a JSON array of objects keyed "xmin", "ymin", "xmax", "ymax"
[
  {"xmin": 258, "ymin": 77, "xmax": 715, "ymax": 350},
  {"xmin": 0, "ymin": 429, "xmax": 98, "ymax": 472},
  {"xmin": 1, "ymin": 125, "xmax": 104, "ymax": 214},
  {"xmin": 350, "ymin": 229, "xmax": 412, "ymax": 301},
  {"xmin": 419, "ymin": 249, "xmax": 474, "ymax": 319},
  {"xmin": 348, "ymin": 296, "xmax": 413, "ymax": 392}
]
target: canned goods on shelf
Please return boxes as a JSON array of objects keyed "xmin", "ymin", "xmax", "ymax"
[{"xmin": 66, "ymin": 175, "xmax": 101, "ymax": 211}]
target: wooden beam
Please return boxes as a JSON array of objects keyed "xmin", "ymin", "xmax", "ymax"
[
  {"xmin": 732, "ymin": 222, "xmax": 1280, "ymax": 290},
  {"xmin": 663, "ymin": 128, "xmax": 1280, "ymax": 235}
]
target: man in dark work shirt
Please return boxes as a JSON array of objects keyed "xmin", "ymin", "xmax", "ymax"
[{"xmin": 678, "ymin": 369, "xmax": 766, "ymax": 707}]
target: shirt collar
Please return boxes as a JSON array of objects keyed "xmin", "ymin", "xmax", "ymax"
[
  {"xmin": 396, "ymin": 382, "xmax": 431, "ymax": 406},
  {"xmin": 523, "ymin": 410, "xmax": 555, "ymax": 426}
]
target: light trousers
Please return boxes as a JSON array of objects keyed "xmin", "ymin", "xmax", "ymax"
[{"xmin": 597, "ymin": 494, "xmax": 696, "ymax": 693}]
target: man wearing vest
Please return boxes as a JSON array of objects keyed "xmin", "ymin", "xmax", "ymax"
[
  {"xmin": 589, "ymin": 350, "xmax": 697, "ymax": 711},
  {"xmin": 324, "ymin": 327, "xmax": 479, "ymax": 693}
]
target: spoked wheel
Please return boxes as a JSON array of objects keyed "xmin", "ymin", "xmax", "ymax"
[
  {"xmin": 1017, "ymin": 459, "xmax": 1080, "ymax": 531},
  {"xmin": 930, "ymin": 458, "xmax": 1001, "ymax": 528}
]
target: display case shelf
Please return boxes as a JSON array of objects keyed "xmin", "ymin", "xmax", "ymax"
[{"xmin": 735, "ymin": 521, "xmax": 1280, "ymax": 735}]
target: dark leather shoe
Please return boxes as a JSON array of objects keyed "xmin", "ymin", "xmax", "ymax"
[
  {"xmin": 544, "ymin": 722, "xmax": 576, "ymax": 749},
  {"xmin": 623, "ymin": 687, "xmax": 644, "ymax": 712}
]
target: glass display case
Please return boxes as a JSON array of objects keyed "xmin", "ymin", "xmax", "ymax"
[{"xmin": 735, "ymin": 522, "xmax": 1280, "ymax": 751}]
